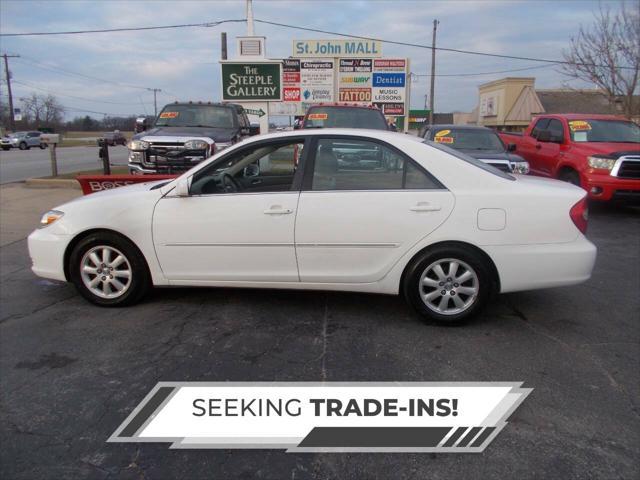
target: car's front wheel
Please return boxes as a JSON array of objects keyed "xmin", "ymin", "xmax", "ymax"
[
  {"xmin": 403, "ymin": 245, "xmax": 494, "ymax": 325},
  {"xmin": 69, "ymin": 232, "xmax": 150, "ymax": 307},
  {"xmin": 18, "ymin": 142, "xmax": 27, "ymax": 150}
]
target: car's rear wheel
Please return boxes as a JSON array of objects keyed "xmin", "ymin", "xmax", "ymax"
[
  {"xmin": 69, "ymin": 232, "xmax": 150, "ymax": 307},
  {"xmin": 403, "ymin": 245, "xmax": 493, "ymax": 325},
  {"xmin": 1, "ymin": 146, "xmax": 9, "ymax": 151},
  {"xmin": 19, "ymin": 142, "xmax": 27, "ymax": 150}
]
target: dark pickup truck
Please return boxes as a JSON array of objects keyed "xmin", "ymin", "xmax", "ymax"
[
  {"xmin": 128, "ymin": 102, "xmax": 258, "ymax": 174},
  {"xmin": 499, "ymin": 114, "xmax": 640, "ymax": 201},
  {"xmin": 421, "ymin": 124, "xmax": 530, "ymax": 174}
]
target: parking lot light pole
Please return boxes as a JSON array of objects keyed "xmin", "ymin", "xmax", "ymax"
[{"xmin": 148, "ymin": 88, "xmax": 161, "ymax": 117}]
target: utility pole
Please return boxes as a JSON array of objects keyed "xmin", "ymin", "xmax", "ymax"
[
  {"xmin": 221, "ymin": 32, "xmax": 228, "ymax": 60},
  {"xmin": 2, "ymin": 53, "xmax": 20, "ymax": 132},
  {"xmin": 147, "ymin": 88, "xmax": 161, "ymax": 117},
  {"xmin": 428, "ymin": 19, "xmax": 439, "ymax": 125}
]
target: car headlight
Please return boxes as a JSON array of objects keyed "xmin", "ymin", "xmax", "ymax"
[
  {"xmin": 39, "ymin": 210, "xmax": 64, "ymax": 228},
  {"xmin": 127, "ymin": 139, "xmax": 149, "ymax": 151},
  {"xmin": 511, "ymin": 161, "xmax": 530, "ymax": 174},
  {"xmin": 129, "ymin": 151, "xmax": 143, "ymax": 163},
  {"xmin": 184, "ymin": 139, "xmax": 209, "ymax": 150},
  {"xmin": 587, "ymin": 155, "xmax": 616, "ymax": 171}
]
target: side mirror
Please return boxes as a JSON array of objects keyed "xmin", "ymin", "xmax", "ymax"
[
  {"xmin": 536, "ymin": 130, "xmax": 551, "ymax": 142},
  {"xmin": 244, "ymin": 163, "xmax": 260, "ymax": 177},
  {"xmin": 507, "ymin": 143, "xmax": 517, "ymax": 152},
  {"xmin": 249, "ymin": 124, "xmax": 260, "ymax": 136},
  {"xmin": 135, "ymin": 117, "xmax": 148, "ymax": 133},
  {"xmin": 240, "ymin": 127, "xmax": 250, "ymax": 136},
  {"xmin": 174, "ymin": 177, "xmax": 190, "ymax": 197}
]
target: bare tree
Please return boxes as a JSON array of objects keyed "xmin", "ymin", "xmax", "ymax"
[
  {"xmin": 561, "ymin": 2, "xmax": 640, "ymax": 118},
  {"xmin": 21, "ymin": 93, "xmax": 65, "ymax": 127}
]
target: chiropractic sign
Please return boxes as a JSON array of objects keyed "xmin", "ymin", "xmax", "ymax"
[
  {"xmin": 110, "ymin": 382, "xmax": 530, "ymax": 452},
  {"xmin": 221, "ymin": 62, "xmax": 282, "ymax": 101}
]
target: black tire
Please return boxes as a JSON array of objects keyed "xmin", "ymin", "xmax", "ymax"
[
  {"xmin": 1, "ymin": 146, "xmax": 10, "ymax": 151},
  {"xmin": 18, "ymin": 142, "xmax": 27, "ymax": 150},
  {"xmin": 39, "ymin": 143, "xmax": 47, "ymax": 149},
  {"xmin": 403, "ymin": 244, "xmax": 494, "ymax": 325},
  {"xmin": 559, "ymin": 169, "xmax": 581, "ymax": 187},
  {"xmin": 68, "ymin": 232, "xmax": 151, "ymax": 307}
]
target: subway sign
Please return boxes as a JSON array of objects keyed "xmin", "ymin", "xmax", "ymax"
[
  {"xmin": 221, "ymin": 62, "xmax": 282, "ymax": 101},
  {"xmin": 293, "ymin": 39, "xmax": 382, "ymax": 57}
]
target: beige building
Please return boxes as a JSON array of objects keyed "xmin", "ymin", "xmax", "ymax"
[{"xmin": 474, "ymin": 77, "xmax": 636, "ymax": 131}]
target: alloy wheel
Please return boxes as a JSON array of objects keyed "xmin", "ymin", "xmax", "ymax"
[
  {"xmin": 80, "ymin": 245, "xmax": 132, "ymax": 299},
  {"xmin": 419, "ymin": 258, "xmax": 479, "ymax": 315}
]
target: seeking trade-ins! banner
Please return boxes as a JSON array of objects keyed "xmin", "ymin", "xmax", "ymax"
[{"xmin": 110, "ymin": 382, "xmax": 531, "ymax": 452}]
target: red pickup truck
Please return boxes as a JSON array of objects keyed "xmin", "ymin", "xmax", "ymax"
[{"xmin": 499, "ymin": 114, "xmax": 639, "ymax": 201}]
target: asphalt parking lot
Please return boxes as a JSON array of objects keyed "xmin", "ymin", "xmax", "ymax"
[
  {"xmin": 0, "ymin": 146, "xmax": 129, "ymax": 184},
  {"xmin": 0, "ymin": 185, "xmax": 638, "ymax": 479}
]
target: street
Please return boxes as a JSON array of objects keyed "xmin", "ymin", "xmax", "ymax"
[
  {"xmin": 0, "ymin": 183, "xmax": 638, "ymax": 479},
  {"xmin": 0, "ymin": 146, "xmax": 129, "ymax": 184}
]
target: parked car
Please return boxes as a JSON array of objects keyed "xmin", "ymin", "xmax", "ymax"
[
  {"xmin": 1, "ymin": 131, "xmax": 47, "ymax": 150},
  {"xmin": 421, "ymin": 125, "xmax": 529, "ymax": 174},
  {"xmin": 499, "ymin": 114, "xmax": 640, "ymax": 202},
  {"xmin": 127, "ymin": 102, "xmax": 259, "ymax": 174},
  {"xmin": 301, "ymin": 104, "xmax": 390, "ymax": 130},
  {"xmin": 99, "ymin": 131, "xmax": 127, "ymax": 147},
  {"xmin": 29, "ymin": 129, "xmax": 596, "ymax": 324}
]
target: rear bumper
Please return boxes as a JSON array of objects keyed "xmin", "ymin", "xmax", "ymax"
[
  {"xmin": 484, "ymin": 235, "xmax": 597, "ymax": 294},
  {"xmin": 28, "ymin": 228, "xmax": 70, "ymax": 282},
  {"xmin": 582, "ymin": 172, "xmax": 640, "ymax": 201}
]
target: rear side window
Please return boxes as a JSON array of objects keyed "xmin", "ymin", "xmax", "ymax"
[
  {"xmin": 310, "ymin": 138, "xmax": 443, "ymax": 191},
  {"xmin": 304, "ymin": 107, "xmax": 388, "ymax": 130},
  {"xmin": 424, "ymin": 141, "xmax": 515, "ymax": 181}
]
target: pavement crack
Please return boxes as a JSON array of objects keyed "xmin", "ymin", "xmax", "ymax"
[
  {"xmin": 0, "ymin": 293, "xmax": 76, "ymax": 324},
  {"xmin": 319, "ymin": 294, "xmax": 329, "ymax": 382}
]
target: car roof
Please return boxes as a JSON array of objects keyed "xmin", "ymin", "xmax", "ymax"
[{"xmin": 239, "ymin": 128, "xmax": 423, "ymax": 145}]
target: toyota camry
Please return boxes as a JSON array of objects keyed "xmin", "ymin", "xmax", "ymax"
[{"xmin": 28, "ymin": 129, "xmax": 597, "ymax": 324}]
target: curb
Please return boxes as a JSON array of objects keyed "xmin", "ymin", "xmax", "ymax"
[{"xmin": 25, "ymin": 178, "xmax": 81, "ymax": 189}]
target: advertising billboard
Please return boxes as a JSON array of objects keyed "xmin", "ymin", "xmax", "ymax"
[
  {"xmin": 300, "ymin": 59, "xmax": 335, "ymax": 103},
  {"xmin": 293, "ymin": 39, "xmax": 382, "ymax": 57}
]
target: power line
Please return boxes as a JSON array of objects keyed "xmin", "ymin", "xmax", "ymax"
[
  {"xmin": 254, "ymin": 18, "xmax": 636, "ymax": 71},
  {"xmin": 0, "ymin": 19, "xmax": 246, "ymax": 37},
  {"xmin": 12, "ymin": 79, "xmax": 152, "ymax": 105},
  {"xmin": 412, "ymin": 63, "xmax": 554, "ymax": 78},
  {"xmin": 15, "ymin": 56, "xmax": 158, "ymax": 91}
]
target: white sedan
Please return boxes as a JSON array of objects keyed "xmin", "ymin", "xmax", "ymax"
[{"xmin": 28, "ymin": 129, "xmax": 597, "ymax": 324}]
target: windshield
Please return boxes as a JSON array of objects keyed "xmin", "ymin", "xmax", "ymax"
[
  {"xmin": 569, "ymin": 119, "xmax": 640, "ymax": 143},
  {"xmin": 303, "ymin": 107, "xmax": 388, "ymax": 130},
  {"xmin": 155, "ymin": 105, "xmax": 236, "ymax": 128},
  {"xmin": 432, "ymin": 128, "xmax": 505, "ymax": 151}
]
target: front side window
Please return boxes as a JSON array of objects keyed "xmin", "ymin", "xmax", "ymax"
[
  {"xmin": 190, "ymin": 140, "xmax": 303, "ymax": 195},
  {"xmin": 531, "ymin": 118, "xmax": 550, "ymax": 138},
  {"xmin": 546, "ymin": 119, "xmax": 564, "ymax": 142},
  {"xmin": 311, "ymin": 138, "xmax": 442, "ymax": 191}
]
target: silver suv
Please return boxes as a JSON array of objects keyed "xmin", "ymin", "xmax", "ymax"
[{"xmin": 1, "ymin": 131, "xmax": 47, "ymax": 151}]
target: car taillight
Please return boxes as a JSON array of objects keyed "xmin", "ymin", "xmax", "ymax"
[{"xmin": 570, "ymin": 197, "xmax": 588, "ymax": 234}]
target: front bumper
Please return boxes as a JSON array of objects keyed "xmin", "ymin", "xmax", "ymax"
[
  {"xmin": 582, "ymin": 170, "xmax": 640, "ymax": 201},
  {"xmin": 28, "ymin": 228, "xmax": 70, "ymax": 282}
]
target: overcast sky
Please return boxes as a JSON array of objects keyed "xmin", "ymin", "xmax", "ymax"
[{"xmin": 0, "ymin": 0, "xmax": 628, "ymax": 119}]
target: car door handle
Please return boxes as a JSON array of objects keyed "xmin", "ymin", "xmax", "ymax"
[
  {"xmin": 410, "ymin": 203, "xmax": 441, "ymax": 212},
  {"xmin": 263, "ymin": 207, "xmax": 293, "ymax": 215},
  {"xmin": 535, "ymin": 144, "xmax": 542, "ymax": 150},
  {"xmin": 251, "ymin": 179, "xmax": 262, "ymax": 185}
]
